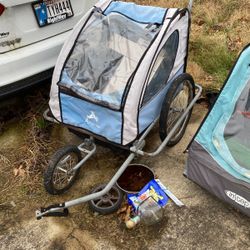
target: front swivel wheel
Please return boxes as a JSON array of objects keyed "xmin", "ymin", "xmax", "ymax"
[{"xmin": 44, "ymin": 145, "xmax": 82, "ymax": 195}]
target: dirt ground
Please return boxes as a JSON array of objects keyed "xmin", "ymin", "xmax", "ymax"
[{"xmin": 0, "ymin": 91, "xmax": 249, "ymax": 250}]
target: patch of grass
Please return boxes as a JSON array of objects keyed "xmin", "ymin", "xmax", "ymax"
[
  {"xmin": 134, "ymin": 0, "xmax": 249, "ymax": 91},
  {"xmin": 194, "ymin": 0, "xmax": 242, "ymax": 30},
  {"xmin": 20, "ymin": 185, "xmax": 29, "ymax": 195},
  {"xmin": 189, "ymin": 37, "xmax": 237, "ymax": 87},
  {"xmin": 35, "ymin": 116, "xmax": 48, "ymax": 129}
]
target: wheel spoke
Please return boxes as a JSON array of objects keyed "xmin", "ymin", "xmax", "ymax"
[
  {"xmin": 159, "ymin": 77, "xmax": 193, "ymax": 145},
  {"xmin": 67, "ymin": 175, "xmax": 73, "ymax": 182},
  {"xmin": 51, "ymin": 152, "xmax": 80, "ymax": 190},
  {"xmin": 96, "ymin": 199, "xmax": 103, "ymax": 206},
  {"xmin": 60, "ymin": 155, "xmax": 71, "ymax": 164},
  {"xmin": 107, "ymin": 199, "xmax": 114, "ymax": 206},
  {"xmin": 57, "ymin": 167, "xmax": 67, "ymax": 173},
  {"xmin": 110, "ymin": 194, "xmax": 119, "ymax": 200},
  {"xmin": 68, "ymin": 157, "xmax": 75, "ymax": 169},
  {"xmin": 53, "ymin": 175, "xmax": 59, "ymax": 184},
  {"xmin": 57, "ymin": 176, "xmax": 67, "ymax": 185},
  {"xmin": 167, "ymin": 112, "xmax": 180, "ymax": 132},
  {"xmin": 168, "ymin": 81, "xmax": 191, "ymax": 139},
  {"xmin": 168, "ymin": 86, "xmax": 189, "ymax": 130}
]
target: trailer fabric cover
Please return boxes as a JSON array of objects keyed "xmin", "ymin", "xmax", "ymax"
[
  {"xmin": 186, "ymin": 44, "xmax": 250, "ymax": 216},
  {"xmin": 49, "ymin": 0, "xmax": 167, "ymax": 120},
  {"xmin": 49, "ymin": 7, "xmax": 96, "ymax": 121},
  {"xmin": 123, "ymin": 8, "xmax": 188, "ymax": 144},
  {"xmin": 103, "ymin": 1, "xmax": 166, "ymax": 24},
  {"xmin": 60, "ymin": 12, "xmax": 155, "ymax": 109},
  {"xmin": 48, "ymin": 0, "xmax": 189, "ymax": 146}
]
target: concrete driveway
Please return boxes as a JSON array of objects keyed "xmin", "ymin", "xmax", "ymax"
[{"xmin": 0, "ymin": 103, "xmax": 249, "ymax": 250}]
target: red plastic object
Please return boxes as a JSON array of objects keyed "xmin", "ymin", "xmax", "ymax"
[{"xmin": 0, "ymin": 4, "xmax": 5, "ymax": 16}]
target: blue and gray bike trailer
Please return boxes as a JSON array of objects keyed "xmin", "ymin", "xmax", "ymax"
[{"xmin": 36, "ymin": 0, "xmax": 201, "ymax": 219}]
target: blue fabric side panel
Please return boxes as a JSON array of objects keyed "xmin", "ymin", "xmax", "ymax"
[
  {"xmin": 195, "ymin": 45, "xmax": 250, "ymax": 183},
  {"xmin": 60, "ymin": 93, "xmax": 122, "ymax": 144},
  {"xmin": 139, "ymin": 66, "xmax": 184, "ymax": 133},
  {"xmin": 104, "ymin": 1, "xmax": 167, "ymax": 24}
]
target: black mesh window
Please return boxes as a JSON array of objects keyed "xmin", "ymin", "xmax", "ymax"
[
  {"xmin": 60, "ymin": 12, "xmax": 155, "ymax": 110},
  {"xmin": 142, "ymin": 31, "xmax": 179, "ymax": 106}
]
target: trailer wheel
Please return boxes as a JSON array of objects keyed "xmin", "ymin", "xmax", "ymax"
[
  {"xmin": 88, "ymin": 184, "xmax": 124, "ymax": 215},
  {"xmin": 44, "ymin": 145, "xmax": 82, "ymax": 195},
  {"xmin": 159, "ymin": 73, "xmax": 195, "ymax": 146}
]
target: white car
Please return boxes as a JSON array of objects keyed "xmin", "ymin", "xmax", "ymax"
[{"xmin": 0, "ymin": 0, "xmax": 96, "ymax": 98}]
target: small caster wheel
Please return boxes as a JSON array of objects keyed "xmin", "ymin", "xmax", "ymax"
[
  {"xmin": 88, "ymin": 184, "xmax": 124, "ymax": 215},
  {"xmin": 44, "ymin": 145, "xmax": 82, "ymax": 195}
]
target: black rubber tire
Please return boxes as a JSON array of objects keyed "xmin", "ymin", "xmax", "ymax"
[
  {"xmin": 88, "ymin": 184, "xmax": 124, "ymax": 215},
  {"xmin": 159, "ymin": 73, "xmax": 195, "ymax": 147},
  {"xmin": 44, "ymin": 145, "xmax": 82, "ymax": 195}
]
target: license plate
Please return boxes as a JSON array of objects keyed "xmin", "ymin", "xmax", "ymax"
[{"xmin": 32, "ymin": 0, "xmax": 74, "ymax": 27}]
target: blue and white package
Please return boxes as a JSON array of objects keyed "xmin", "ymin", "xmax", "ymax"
[{"xmin": 127, "ymin": 179, "xmax": 169, "ymax": 210}]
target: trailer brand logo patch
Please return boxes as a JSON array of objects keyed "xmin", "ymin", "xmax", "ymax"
[
  {"xmin": 225, "ymin": 190, "xmax": 250, "ymax": 208},
  {"xmin": 86, "ymin": 111, "xmax": 98, "ymax": 123},
  {"xmin": 85, "ymin": 111, "xmax": 100, "ymax": 128}
]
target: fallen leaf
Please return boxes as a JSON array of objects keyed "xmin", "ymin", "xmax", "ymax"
[
  {"xmin": 13, "ymin": 168, "xmax": 19, "ymax": 176},
  {"xmin": 13, "ymin": 166, "xmax": 26, "ymax": 177}
]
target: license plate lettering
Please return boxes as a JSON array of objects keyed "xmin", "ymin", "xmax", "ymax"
[
  {"xmin": 33, "ymin": 0, "xmax": 74, "ymax": 27},
  {"xmin": 47, "ymin": 14, "xmax": 66, "ymax": 24}
]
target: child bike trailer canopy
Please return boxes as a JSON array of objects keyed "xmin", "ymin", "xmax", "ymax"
[
  {"xmin": 49, "ymin": 0, "xmax": 191, "ymax": 146},
  {"xmin": 185, "ymin": 44, "xmax": 250, "ymax": 216}
]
